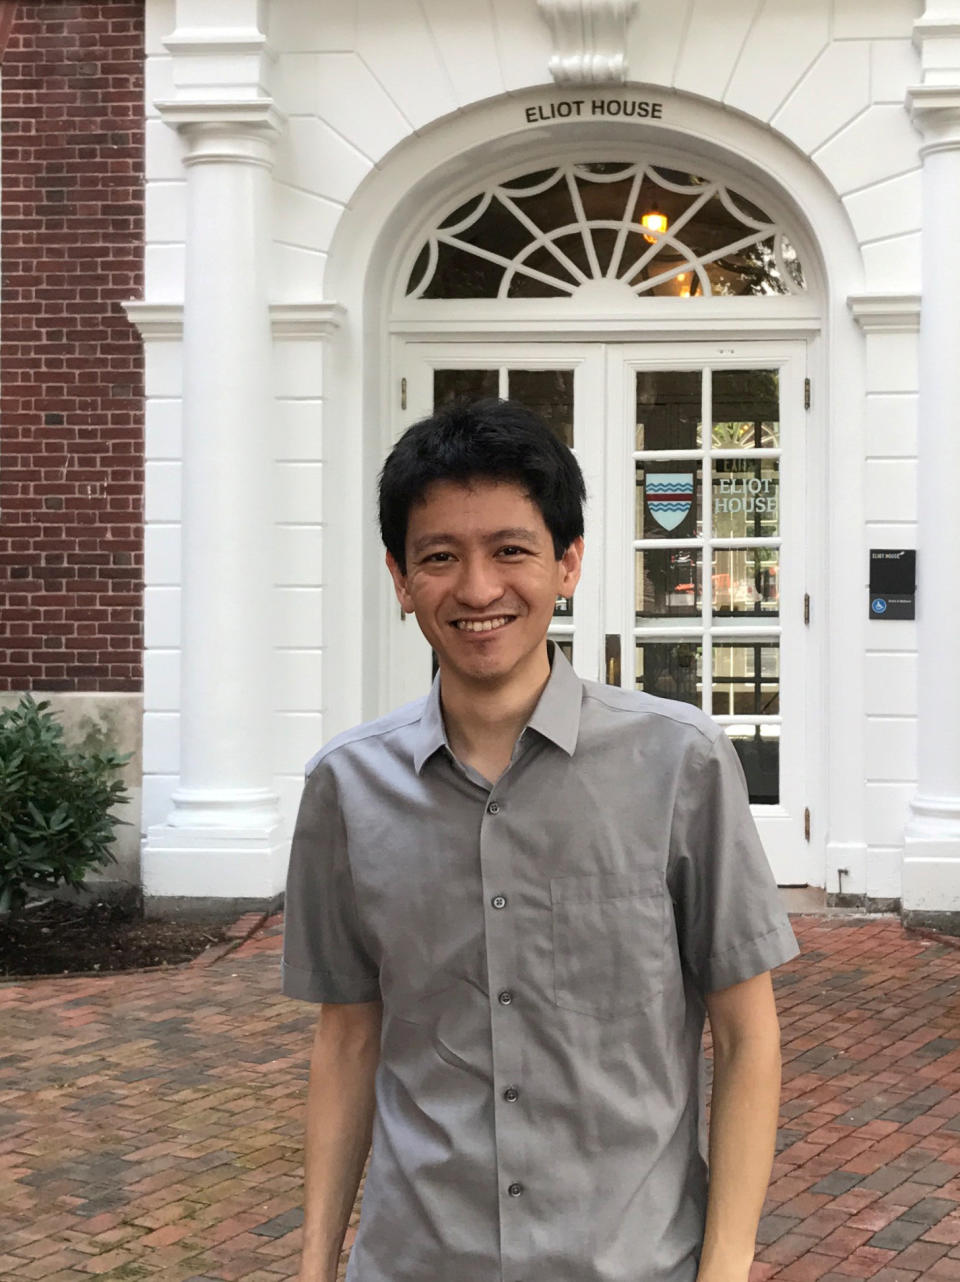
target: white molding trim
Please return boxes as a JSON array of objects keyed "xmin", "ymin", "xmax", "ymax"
[
  {"xmin": 122, "ymin": 301, "xmax": 182, "ymax": 340},
  {"xmin": 913, "ymin": 16, "xmax": 960, "ymax": 46},
  {"xmin": 388, "ymin": 316, "xmax": 822, "ymax": 341},
  {"xmin": 270, "ymin": 302, "xmax": 347, "ymax": 338},
  {"xmin": 537, "ymin": 0, "xmax": 638, "ymax": 85},
  {"xmin": 847, "ymin": 293, "xmax": 922, "ymax": 332},
  {"xmin": 123, "ymin": 300, "xmax": 346, "ymax": 341},
  {"xmin": 163, "ymin": 28, "xmax": 269, "ymax": 58},
  {"xmin": 155, "ymin": 97, "xmax": 285, "ymax": 134}
]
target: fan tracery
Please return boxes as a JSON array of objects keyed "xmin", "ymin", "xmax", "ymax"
[{"xmin": 405, "ymin": 162, "xmax": 805, "ymax": 301}]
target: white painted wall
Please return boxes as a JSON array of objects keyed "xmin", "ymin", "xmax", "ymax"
[{"xmin": 141, "ymin": 0, "xmax": 925, "ymax": 898}]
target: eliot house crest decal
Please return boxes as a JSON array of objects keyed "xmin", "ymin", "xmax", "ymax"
[{"xmin": 646, "ymin": 474, "xmax": 694, "ymax": 531}]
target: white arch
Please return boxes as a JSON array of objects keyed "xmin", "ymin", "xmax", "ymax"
[{"xmin": 318, "ymin": 91, "xmax": 868, "ymax": 888}]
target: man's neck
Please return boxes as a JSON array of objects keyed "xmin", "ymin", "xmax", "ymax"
[{"xmin": 439, "ymin": 648, "xmax": 552, "ymax": 781}]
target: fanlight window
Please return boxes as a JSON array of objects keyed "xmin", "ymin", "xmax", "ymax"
[{"xmin": 406, "ymin": 161, "xmax": 805, "ymax": 301}]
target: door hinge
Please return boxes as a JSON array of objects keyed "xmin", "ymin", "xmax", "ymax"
[
  {"xmin": 401, "ymin": 377, "xmax": 407, "ymax": 411},
  {"xmin": 804, "ymin": 807, "xmax": 811, "ymax": 842},
  {"xmin": 803, "ymin": 377, "xmax": 811, "ymax": 411},
  {"xmin": 803, "ymin": 592, "xmax": 810, "ymax": 625}
]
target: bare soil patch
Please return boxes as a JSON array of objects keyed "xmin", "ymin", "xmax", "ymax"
[{"xmin": 0, "ymin": 897, "xmax": 232, "ymax": 977}]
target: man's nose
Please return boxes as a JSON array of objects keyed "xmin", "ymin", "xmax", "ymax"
[{"xmin": 454, "ymin": 557, "xmax": 504, "ymax": 608}]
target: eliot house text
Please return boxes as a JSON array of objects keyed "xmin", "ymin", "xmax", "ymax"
[{"xmin": 524, "ymin": 99, "xmax": 665, "ymax": 123}]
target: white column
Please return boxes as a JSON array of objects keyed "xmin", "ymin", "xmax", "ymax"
[
  {"xmin": 904, "ymin": 20, "xmax": 960, "ymax": 919},
  {"xmin": 142, "ymin": 100, "xmax": 286, "ymax": 903}
]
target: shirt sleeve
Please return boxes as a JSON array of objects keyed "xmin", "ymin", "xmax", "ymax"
[
  {"xmin": 281, "ymin": 758, "xmax": 382, "ymax": 1004},
  {"xmin": 666, "ymin": 727, "xmax": 800, "ymax": 994}
]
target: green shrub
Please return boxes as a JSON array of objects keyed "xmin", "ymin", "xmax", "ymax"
[{"xmin": 0, "ymin": 695, "xmax": 132, "ymax": 915}]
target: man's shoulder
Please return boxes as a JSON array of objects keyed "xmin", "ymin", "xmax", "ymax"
[
  {"xmin": 304, "ymin": 696, "xmax": 428, "ymax": 778},
  {"xmin": 577, "ymin": 676, "xmax": 722, "ymax": 750}
]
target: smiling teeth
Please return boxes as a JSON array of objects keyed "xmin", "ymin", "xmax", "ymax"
[{"xmin": 456, "ymin": 617, "xmax": 511, "ymax": 632}]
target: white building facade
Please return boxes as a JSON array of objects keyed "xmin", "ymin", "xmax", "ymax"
[{"xmin": 127, "ymin": 0, "xmax": 960, "ymax": 927}]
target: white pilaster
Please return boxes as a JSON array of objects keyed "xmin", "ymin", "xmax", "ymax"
[
  {"xmin": 141, "ymin": 4, "xmax": 287, "ymax": 902},
  {"xmin": 903, "ymin": 8, "xmax": 960, "ymax": 918}
]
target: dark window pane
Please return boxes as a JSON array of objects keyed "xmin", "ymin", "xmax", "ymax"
[
  {"xmin": 552, "ymin": 636, "xmax": 574, "ymax": 664},
  {"xmin": 712, "ymin": 643, "xmax": 779, "ymax": 715},
  {"xmin": 508, "ymin": 369, "xmax": 574, "ymax": 446},
  {"xmin": 635, "ymin": 641, "xmax": 702, "ymax": 706},
  {"xmin": 726, "ymin": 727, "xmax": 779, "ymax": 805},
  {"xmin": 433, "ymin": 368, "xmax": 499, "ymax": 407},
  {"xmin": 712, "ymin": 369, "xmax": 779, "ymax": 448},
  {"xmin": 712, "ymin": 548, "xmax": 779, "ymax": 618},
  {"xmin": 636, "ymin": 548, "xmax": 701, "ymax": 619},
  {"xmin": 705, "ymin": 237, "xmax": 788, "ymax": 296},
  {"xmin": 423, "ymin": 240, "xmax": 503, "ymax": 298},
  {"xmin": 635, "ymin": 370, "xmax": 702, "ymax": 449}
]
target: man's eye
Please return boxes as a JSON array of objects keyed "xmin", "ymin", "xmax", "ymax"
[
  {"xmin": 424, "ymin": 552, "xmax": 453, "ymax": 563},
  {"xmin": 499, "ymin": 546, "xmax": 526, "ymax": 557}
]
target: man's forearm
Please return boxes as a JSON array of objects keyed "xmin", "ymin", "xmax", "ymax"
[
  {"xmin": 696, "ymin": 1034, "xmax": 782, "ymax": 1282},
  {"xmin": 299, "ymin": 1001, "xmax": 382, "ymax": 1282}
]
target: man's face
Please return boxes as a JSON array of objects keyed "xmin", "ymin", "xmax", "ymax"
[{"xmin": 386, "ymin": 479, "xmax": 583, "ymax": 690}]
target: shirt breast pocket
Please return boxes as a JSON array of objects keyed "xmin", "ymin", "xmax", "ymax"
[{"xmin": 550, "ymin": 871, "xmax": 664, "ymax": 1019}]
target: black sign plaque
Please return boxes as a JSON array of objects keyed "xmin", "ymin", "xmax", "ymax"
[{"xmin": 869, "ymin": 549, "xmax": 916, "ymax": 620}]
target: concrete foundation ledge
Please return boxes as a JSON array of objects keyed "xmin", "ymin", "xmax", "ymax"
[
  {"xmin": 143, "ymin": 892, "xmax": 284, "ymax": 922},
  {"xmin": 901, "ymin": 909, "xmax": 960, "ymax": 937},
  {"xmin": 826, "ymin": 893, "xmax": 901, "ymax": 912}
]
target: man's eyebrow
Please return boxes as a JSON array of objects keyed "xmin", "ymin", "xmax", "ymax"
[{"xmin": 409, "ymin": 527, "xmax": 542, "ymax": 555}]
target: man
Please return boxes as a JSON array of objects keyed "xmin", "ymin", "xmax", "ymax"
[{"xmin": 282, "ymin": 398, "xmax": 800, "ymax": 1282}]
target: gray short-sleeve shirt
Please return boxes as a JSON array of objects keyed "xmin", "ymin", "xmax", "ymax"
[{"xmin": 282, "ymin": 644, "xmax": 799, "ymax": 1282}]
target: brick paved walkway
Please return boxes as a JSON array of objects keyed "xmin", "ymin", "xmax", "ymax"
[{"xmin": 3, "ymin": 913, "xmax": 960, "ymax": 1281}]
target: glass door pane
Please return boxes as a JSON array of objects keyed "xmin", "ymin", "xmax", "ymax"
[
  {"xmin": 630, "ymin": 362, "xmax": 787, "ymax": 805},
  {"xmin": 394, "ymin": 345, "xmax": 604, "ymax": 707}
]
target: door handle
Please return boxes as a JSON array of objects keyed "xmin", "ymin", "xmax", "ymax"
[{"xmin": 605, "ymin": 634, "xmax": 621, "ymax": 687}]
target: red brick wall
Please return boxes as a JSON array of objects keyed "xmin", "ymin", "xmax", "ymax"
[{"xmin": 0, "ymin": 2, "xmax": 145, "ymax": 692}]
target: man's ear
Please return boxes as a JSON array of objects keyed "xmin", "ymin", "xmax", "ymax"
[
  {"xmin": 386, "ymin": 550, "xmax": 415, "ymax": 615},
  {"xmin": 558, "ymin": 536, "xmax": 584, "ymax": 598}
]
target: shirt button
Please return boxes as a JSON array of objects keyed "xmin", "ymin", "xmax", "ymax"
[
  {"xmin": 503, "ymin": 1086, "xmax": 519, "ymax": 1102},
  {"xmin": 508, "ymin": 1181, "xmax": 524, "ymax": 1197},
  {"xmin": 487, "ymin": 801, "xmax": 501, "ymax": 814},
  {"xmin": 491, "ymin": 893, "xmax": 507, "ymax": 909},
  {"xmin": 497, "ymin": 989, "xmax": 513, "ymax": 1006}
]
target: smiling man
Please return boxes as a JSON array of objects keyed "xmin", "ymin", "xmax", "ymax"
[{"xmin": 282, "ymin": 397, "xmax": 800, "ymax": 1282}]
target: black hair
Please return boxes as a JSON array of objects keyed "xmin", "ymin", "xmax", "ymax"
[{"xmin": 378, "ymin": 398, "xmax": 586, "ymax": 573}]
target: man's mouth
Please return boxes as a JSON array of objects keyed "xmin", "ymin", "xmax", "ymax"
[{"xmin": 453, "ymin": 616, "xmax": 514, "ymax": 633}]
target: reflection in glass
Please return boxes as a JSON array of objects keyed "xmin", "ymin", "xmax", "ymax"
[
  {"xmin": 712, "ymin": 548, "xmax": 779, "ymax": 617},
  {"xmin": 636, "ymin": 641, "xmax": 702, "ymax": 706},
  {"xmin": 713, "ymin": 642, "xmax": 779, "ymax": 715},
  {"xmin": 636, "ymin": 548, "xmax": 702, "ymax": 618},
  {"xmin": 434, "ymin": 368, "xmax": 499, "ymax": 407},
  {"xmin": 508, "ymin": 369, "xmax": 574, "ymax": 446},
  {"xmin": 636, "ymin": 370, "xmax": 702, "ymax": 449},
  {"xmin": 636, "ymin": 462, "xmax": 702, "ymax": 538},
  {"xmin": 712, "ymin": 459, "xmax": 779, "ymax": 539},
  {"xmin": 725, "ymin": 727, "xmax": 780, "ymax": 805},
  {"xmin": 712, "ymin": 369, "xmax": 779, "ymax": 447}
]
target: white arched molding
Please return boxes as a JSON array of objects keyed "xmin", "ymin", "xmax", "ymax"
[
  {"xmin": 902, "ymin": 9, "xmax": 960, "ymax": 921},
  {"xmin": 537, "ymin": 0, "xmax": 638, "ymax": 85}
]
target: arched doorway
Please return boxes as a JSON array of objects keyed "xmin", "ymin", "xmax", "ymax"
[{"xmin": 383, "ymin": 149, "xmax": 823, "ymax": 885}]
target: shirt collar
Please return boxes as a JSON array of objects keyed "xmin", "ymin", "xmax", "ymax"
[{"xmin": 412, "ymin": 641, "xmax": 583, "ymax": 775}]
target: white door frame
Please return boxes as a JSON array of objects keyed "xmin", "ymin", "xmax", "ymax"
[{"xmin": 390, "ymin": 337, "xmax": 820, "ymax": 886}]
